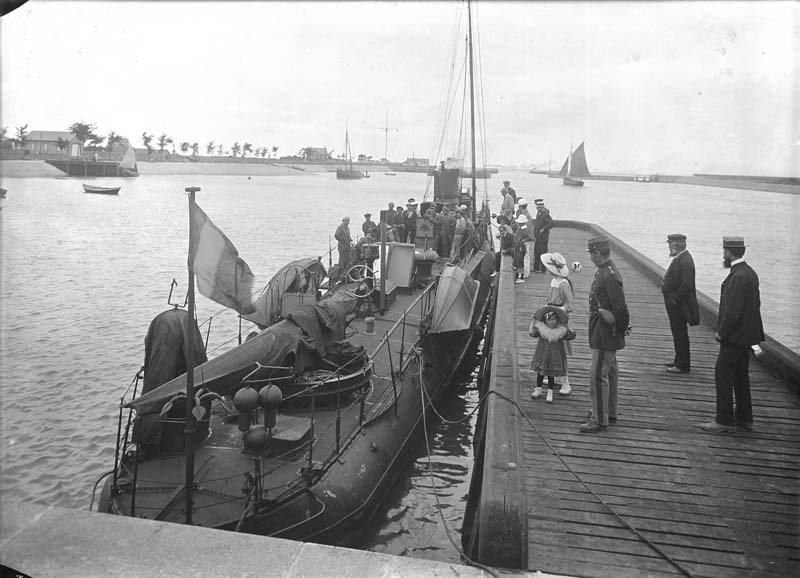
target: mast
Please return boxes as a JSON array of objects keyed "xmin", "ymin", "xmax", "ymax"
[
  {"xmin": 467, "ymin": 0, "xmax": 477, "ymax": 220},
  {"xmin": 184, "ymin": 186, "xmax": 200, "ymax": 525}
]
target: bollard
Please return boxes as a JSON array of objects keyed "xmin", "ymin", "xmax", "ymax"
[{"xmin": 365, "ymin": 316, "xmax": 375, "ymax": 335}]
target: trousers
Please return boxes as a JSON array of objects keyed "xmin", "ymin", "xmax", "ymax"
[
  {"xmin": 665, "ymin": 298, "xmax": 691, "ymax": 370},
  {"xmin": 589, "ymin": 348, "xmax": 618, "ymax": 426},
  {"xmin": 714, "ymin": 342, "xmax": 753, "ymax": 426}
]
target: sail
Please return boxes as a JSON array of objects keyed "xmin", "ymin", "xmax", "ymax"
[
  {"xmin": 570, "ymin": 142, "xmax": 591, "ymax": 178},
  {"xmin": 119, "ymin": 143, "xmax": 137, "ymax": 170},
  {"xmin": 558, "ymin": 156, "xmax": 569, "ymax": 177}
]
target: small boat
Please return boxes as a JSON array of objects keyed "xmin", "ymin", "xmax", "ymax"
[
  {"xmin": 382, "ymin": 112, "xmax": 398, "ymax": 176},
  {"xmin": 559, "ymin": 140, "xmax": 591, "ymax": 186},
  {"xmin": 335, "ymin": 124, "xmax": 363, "ymax": 180},
  {"xmin": 0, "ymin": 187, "xmax": 6, "ymax": 199},
  {"xmin": 83, "ymin": 184, "xmax": 121, "ymax": 195}
]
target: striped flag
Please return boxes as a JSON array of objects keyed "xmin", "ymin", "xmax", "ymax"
[{"xmin": 189, "ymin": 202, "xmax": 255, "ymax": 314}]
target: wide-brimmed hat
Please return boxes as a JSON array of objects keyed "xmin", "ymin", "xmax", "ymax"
[
  {"xmin": 541, "ymin": 252, "xmax": 569, "ymax": 277},
  {"xmin": 533, "ymin": 305, "xmax": 569, "ymax": 324}
]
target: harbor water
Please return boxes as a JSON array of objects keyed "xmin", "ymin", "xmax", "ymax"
[{"xmin": 0, "ymin": 169, "xmax": 797, "ymax": 563}]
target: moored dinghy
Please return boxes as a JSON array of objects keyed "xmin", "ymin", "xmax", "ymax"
[{"xmin": 83, "ymin": 184, "xmax": 121, "ymax": 195}]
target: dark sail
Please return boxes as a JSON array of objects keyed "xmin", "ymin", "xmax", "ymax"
[
  {"xmin": 570, "ymin": 142, "xmax": 591, "ymax": 178},
  {"xmin": 558, "ymin": 156, "xmax": 569, "ymax": 177}
]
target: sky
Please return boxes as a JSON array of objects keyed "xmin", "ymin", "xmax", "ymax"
[{"xmin": 1, "ymin": 0, "xmax": 798, "ymax": 176}]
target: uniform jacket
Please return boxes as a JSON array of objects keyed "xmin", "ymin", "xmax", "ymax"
[
  {"xmin": 661, "ymin": 250, "xmax": 700, "ymax": 325},
  {"xmin": 717, "ymin": 261, "xmax": 764, "ymax": 346},
  {"xmin": 588, "ymin": 259, "xmax": 627, "ymax": 350},
  {"xmin": 533, "ymin": 209, "xmax": 554, "ymax": 242}
]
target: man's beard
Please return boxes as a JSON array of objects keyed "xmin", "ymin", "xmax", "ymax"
[{"xmin": 723, "ymin": 256, "xmax": 732, "ymax": 268}]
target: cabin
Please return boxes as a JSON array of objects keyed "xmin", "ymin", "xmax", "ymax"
[
  {"xmin": 403, "ymin": 157, "xmax": 430, "ymax": 167},
  {"xmin": 23, "ymin": 131, "xmax": 82, "ymax": 157}
]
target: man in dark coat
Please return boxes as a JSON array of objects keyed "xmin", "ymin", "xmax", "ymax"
[
  {"xmin": 334, "ymin": 216, "xmax": 352, "ymax": 271},
  {"xmin": 701, "ymin": 236, "xmax": 764, "ymax": 434},
  {"xmin": 532, "ymin": 200, "xmax": 554, "ymax": 273},
  {"xmin": 580, "ymin": 236, "xmax": 629, "ymax": 433},
  {"xmin": 661, "ymin": 233, "xmax": 700, "ymax": 373}
]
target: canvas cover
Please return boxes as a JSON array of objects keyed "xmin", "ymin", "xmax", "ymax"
[
  {"xmin": 243, "ymin": 258, "xmax": 327, "ymax": 329},
  {"xmin": 128, "ymin": 293, "xmax": 356, "ymax": 416}
]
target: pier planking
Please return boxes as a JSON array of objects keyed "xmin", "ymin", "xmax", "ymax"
[{"xmin": 513, "ymin": 227, "xmax": 799, "ymax": 577}]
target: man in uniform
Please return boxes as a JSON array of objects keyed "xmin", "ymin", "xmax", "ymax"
[
  {"xmin": 361, "ymin": 213, "xmax": 377, "ymax": 237},
  {"xmin": 334, "ymin": 216, "xmax": 352, "ymax": 272},
  {"xmin": 581, "ymin": 235, "xmax": 629, "ymax": 433},
  {"xmin": 661, "ymin": 233, "xmax": 699, "ymax": 373},
  {"xmin": 532, "ymin": 199, "xmax": 553, "ymax": 273},
  {"xmin": 701, "ymin": 236, "xmax": 764, "ymax": 433}
]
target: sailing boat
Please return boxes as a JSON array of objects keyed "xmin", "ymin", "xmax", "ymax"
[
  {"xmin": 92, "ymin": 0, "xmax": 495, "ymax": 549},
  {"xmin": 559, "ymin": 141, "xmax": 590, "ymax": 186},
  {"xmin": 336, "ymin": 125, "xmax": 362, "ymax": 180}
]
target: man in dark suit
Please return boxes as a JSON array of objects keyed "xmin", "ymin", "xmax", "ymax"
[
  {"xmin": 701, "ymin": 236, "xmax": 764, "ymax": 434},
  {"xmin": 661, "ymin": 233, "xmax": 700, "ymax": 373}
]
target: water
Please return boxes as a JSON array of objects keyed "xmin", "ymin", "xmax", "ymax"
[{"xmin": 0, "ymin": 169, "xmax": 797, "ymax": 563}]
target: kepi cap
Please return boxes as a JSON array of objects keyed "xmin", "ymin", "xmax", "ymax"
[
  {"xmin": 534, "ymin": 198, "xmax": 544, "ymax": 205},
  {"xmin": 666, "ymin": 233, "xmax": 686, "ymax": 243},
  {"xmin": 364, "ymin": 213, "xmax": 371, "ymax": 218},
  {"xmin": 407, "ymin": 197, "xmax": 416, "ymax": 204},
  {"xmin": 723, "ymin": 236, "xmax": 745, "ymax": 248},
  {"xmin": 586, "ymin": 235, "xmax": 610, "ymax": 252}
]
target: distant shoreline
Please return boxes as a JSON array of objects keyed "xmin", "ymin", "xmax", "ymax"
[{"xmin": 1, "ymin": 159, "xmax": 797, "ymax": 195}]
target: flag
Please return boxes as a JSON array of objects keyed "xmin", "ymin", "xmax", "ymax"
[{"xmin": 189, "ymin": 201, "xmax": 255, "ymax": 314}]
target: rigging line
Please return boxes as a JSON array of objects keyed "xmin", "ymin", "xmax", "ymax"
[
  {"xmin": 486, "ymin": 390, "xmax": 696, "ymax": 578},
  {"xmin": 415, "ymin": 356, "xmax": 502, "ymax": 578}
]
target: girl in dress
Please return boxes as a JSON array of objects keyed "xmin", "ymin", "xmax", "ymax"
[
  {"xmin": 540, "ymin": 252, "xmax": 575, "ymax": 395},
  {"xmin": 529, "ymin": 305, "xmax": 575, "ymax": 403}
]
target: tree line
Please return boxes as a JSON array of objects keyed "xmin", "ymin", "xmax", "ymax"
[{"xmin": 2, "ymin": 121, "xmax": 380, "ymax": 162}]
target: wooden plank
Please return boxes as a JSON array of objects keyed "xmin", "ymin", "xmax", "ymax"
[{"xmin": 501, "ymin": 226, "xmax": 800, "ymax": 577}]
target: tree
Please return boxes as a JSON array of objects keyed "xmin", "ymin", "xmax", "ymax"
[
  {"xmin": 206, "ymin": 141, "xmax": 215, "ymax": 155},
  {"xmin": 157, "ymin": 133, "xmax": 173, "ymax": 153},
  {"xmin": 15, "ymin": 124, "xmax": 29, "ymax": 148},
  {"xmin": 106, "ymin": 131, "xmax": 122, "ymax": 151},
  {"xmin": 231, "ymin": 142, "xmax": 241, "ymax": 158},
  {"xmin": 260, "ymin": 147, "xmax": 268, "ymax": 158},
  {"xmin": 88, "ymin": 134, "xmax": 105, "ymax": 148},
  {"xmin": 56, "ymin": 137, "xmax": 69, "ymax": 152},
  {"xmin": 0, "ymin": 127, "xmax": 7, "ymax": 141},
  {"xmin": 271, "ymin": 146, "xmax": 279, "ymax": 158},
  {"xmin": 180, "ymin": 141, "xmax": 191, "ymax": 154},
  {"xmin": 242, "ymin": 142, "xmax": 252, "ymax": 157},
  {"xmin": 69, "ymin": 121, "xmax": 101, "ymax": 150},
  {"xmin": 217, "ymin": 144, "xmax": 223, "ymax": 156},
  {"xmin": 191, "ymin": 142, "xmax": 199, "ymax": 156},
  {"xmin": 141, "ymin": 132, "xmax": 154, "ymax": 157}
]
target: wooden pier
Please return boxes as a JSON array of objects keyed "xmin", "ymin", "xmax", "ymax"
[{"xmin": 468, "ymin": 224, "xmax": 799, "ymax": 577}]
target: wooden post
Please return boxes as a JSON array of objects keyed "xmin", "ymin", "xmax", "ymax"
[{"xmin": 184, "ymin": 185, "xmax": 201, "ymax": 524}]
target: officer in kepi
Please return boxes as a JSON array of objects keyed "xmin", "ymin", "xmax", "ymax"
[{"xmin": 581, "ymin": 235, "xmax": 630, "ymax": 434}]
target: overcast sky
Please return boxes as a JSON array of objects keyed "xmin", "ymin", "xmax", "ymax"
[{"xmin": 2, "ymin": 1, "xmax": 797, "ymax": 175}]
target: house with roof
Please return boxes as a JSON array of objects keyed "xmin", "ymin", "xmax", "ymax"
[
  {"xmin": 24, "ymin": 131, "xmax": 81, "ymax": 157},
  {"xmin": 304, "ymin": 147, "xmax": 329, "ymax": 162}
]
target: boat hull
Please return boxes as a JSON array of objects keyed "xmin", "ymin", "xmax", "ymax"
[
  {"xmin": 562, "ymin": 177, "xmax": 584, "ymax": 187},
  {"xmin": 83, "ymin": 184, "xmax": 121, "ymax": 195},
  {"xmin": 336, "ymin": 169, "xmax": 363, "ymax": 180},
  {"xmin": 97, "ymin": 250, "xmax": 495, "ymax": 547}
]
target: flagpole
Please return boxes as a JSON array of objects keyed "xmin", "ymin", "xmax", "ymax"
[{"xmin": 185, "ymin": 185, "xmax": 200, "ymax": 525}]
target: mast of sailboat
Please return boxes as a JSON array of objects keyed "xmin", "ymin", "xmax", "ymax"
[
  {"xmin": 467, "ymin": 0, "xmax": 477, "ymax": 220},
  {"xmin": 568, "ymin": 133, "xmax": 574, "ymax": 178},
  {"xmin": 184, "ymin": 186, "xmax": 200, "ymax": 525}
]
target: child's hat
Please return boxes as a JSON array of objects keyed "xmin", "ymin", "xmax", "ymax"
[{"xmin": 532, "ymin": 305, "xmax": 569, "ymax": 324}]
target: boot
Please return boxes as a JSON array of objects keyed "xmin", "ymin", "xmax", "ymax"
[
  {"xmin": 559, "ymin": 378, "xmax": 572, "ymax": 395},
  {"xmin": 546, "ymin": 388, "xmax": 554, "ymax": 403},
  {"xmin": 531, "ymin": 387, "xmax": 542, "ymax": 399}
]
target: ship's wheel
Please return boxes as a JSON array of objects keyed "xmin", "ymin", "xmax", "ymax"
[{"xmin": 344, "ymin": 265, "xmax": 375, "ymax": 299}]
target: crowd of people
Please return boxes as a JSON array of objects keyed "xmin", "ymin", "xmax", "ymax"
[{"xmin": 333, "ymin": 197, "xmax": 490, "ymax": 276}]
